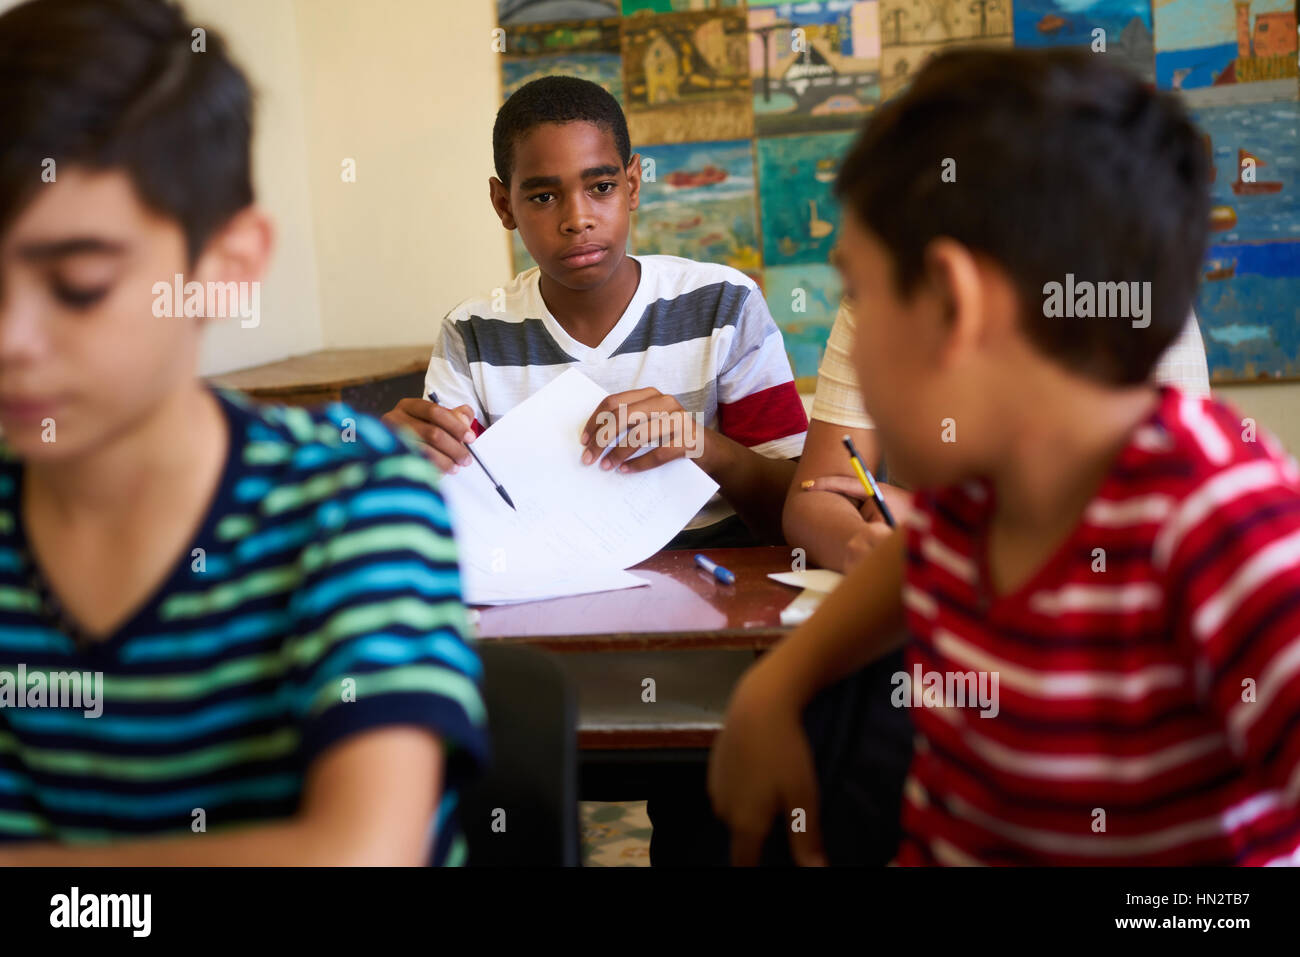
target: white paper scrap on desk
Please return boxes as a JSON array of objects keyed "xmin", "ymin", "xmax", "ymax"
[
  {"xmin": 779, "ymin": 588, "xmax": 826, "ymax": 626},
  {"xmin": 769, "ymin": 569, "xmax": 846, "ymax": 626},
  {"xmin": 439, "ymin": 368, "xmax": 720, "ymax": 605},
  {"xmin": 768, "ymin": 569, "xmax": 844, "ymax": 594}
]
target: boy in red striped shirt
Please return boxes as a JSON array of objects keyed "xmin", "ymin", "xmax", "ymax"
[{"xmin": 710, "ymin": 48, "xmax": 1300, "ymax": 866}]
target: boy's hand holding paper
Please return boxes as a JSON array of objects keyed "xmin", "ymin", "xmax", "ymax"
[
  {"xmin": 439, "ymin": 369, "xmax": 719, "ymax": 605},
  {"xmin": 578, "ymin": 386, "xmax": 706, "ymax": 474}
]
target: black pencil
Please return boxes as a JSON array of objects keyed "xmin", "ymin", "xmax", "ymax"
[{"xmin": 427, "ymin": 391, "xmax": 515, "ymax": 510}]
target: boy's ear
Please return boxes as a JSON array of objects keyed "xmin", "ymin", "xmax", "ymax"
[
  {"xmin": 489, "ymin": 177, "xmax": 517, "ymax": 230},
  {"xmin": 923, "ymin": 237, "xmax": 985, "ymax": 369},
  {"xmin": 193, "ymin": 206, "xmax": 273, "ymax": 288},
  {"xmin": 626, "ymin": 153, "xmax": 642, "ymax": 212}
]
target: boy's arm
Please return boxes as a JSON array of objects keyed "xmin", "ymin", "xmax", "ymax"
[
  {"xmin": 575, "ymin": 392, "xmax": 798, "ymax": 544},
  {"xmin": 696, "ymin": 427, "xmax": 797, "ymax": 544},
  {"xmin": 753, "ymin": 527, "xmax": 907, "ymax": 705},
  {"xmin": 782, "ymin": 298, "xmax": 909, "ymax": 569},
  {"xmin": 709, "ymin": 530, "xmax": 908, "ymax": 864},
  {"xmin": 0, "ymin": 728, "xmax": 442, "ymax": 866},
  {"xmin": 382, "ymin": 315, "xmax": 485, "ymax": 472},
  {"xmin": 784, "ymin": 418, "xmax": 893, "ymax": 571},
  {"xmin": 1168, "ymin": 460, "xmax": 1300, "ymax": 850}
]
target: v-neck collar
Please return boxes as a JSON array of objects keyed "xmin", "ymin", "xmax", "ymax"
[
  {"xmin": 13, "ymin": 389, "xmax": 243, "ymax": 661},
  {"xmin": 533, "ymin": 254, "xmax": 653, "ymax": 362}
]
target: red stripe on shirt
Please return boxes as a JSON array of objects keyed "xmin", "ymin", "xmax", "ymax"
[
  {"xmin": 717, "ymin": 381, "xmax": 808, "ymax": 449},
  {"xmin": 896, "ymin": 389, "xmax": 1300, "ymax": 865}
]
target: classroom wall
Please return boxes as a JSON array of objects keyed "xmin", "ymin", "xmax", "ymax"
[
  {"xmin": 186, "ymin": 0, "xmax": 324, "ymax": 375},
  {"xmin": 1215, "ymin": 383, "xmax": 1300, "ymax": 454},
  {"xmin": 291, "ymin": 0, "xmax": 510, "ymax": 350}
]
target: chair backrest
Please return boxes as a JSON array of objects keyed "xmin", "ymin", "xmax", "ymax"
[{"xmin": 459, "ymin": 642, "xmax": 580, "ymax": 866}]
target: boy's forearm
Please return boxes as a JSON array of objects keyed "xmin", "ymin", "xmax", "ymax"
[
  {"xmin": 700, "ymin": 428, "xmax": 797, "ymax": 543},
  {"xmin": 0, "ymin": 818, "xmax": 424, "ymax": 867},
  {"xmin": 763, "ymin": 530, "xmax": 909, "ymax": 705},
  {"xmin": 782, "ymin": 488, "xmax": 868, "ymax": 572}
]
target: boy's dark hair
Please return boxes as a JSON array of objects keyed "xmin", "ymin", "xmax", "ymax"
[
  {"xmin": 835, "ymin": 48, "xmax": 1212, "ymax": 386},
  {"xmin": 493, "ymin": 76, "xmax": 631, "ymax": 186},
  {"xmin": 0, "ymin": 0, "xmax": 253, "ymax": 260}
]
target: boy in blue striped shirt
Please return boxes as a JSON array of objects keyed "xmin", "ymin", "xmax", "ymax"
[{"xmin": 0, "ymin": 0, "xmax": 486, "ymax": 865}]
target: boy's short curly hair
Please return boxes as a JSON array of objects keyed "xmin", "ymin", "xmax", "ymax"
[{"xmin": 493, "ymin": 76, "xmax": 631, "ymax": 186}]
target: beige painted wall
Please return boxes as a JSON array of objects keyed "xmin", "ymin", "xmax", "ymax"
[
  {"xmin": 188, "ymin": 0, "xmax": 324, "ymax": 375},
  {"xmin": 292, "ymin": 0, "xmax": 509, "ymax": 350},
  {"xmin": 1215, "ymin": 383, "xmax": 1300, "ymax": 455}
]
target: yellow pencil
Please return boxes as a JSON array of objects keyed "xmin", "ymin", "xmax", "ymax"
[{"xmin": 842, "ymin": 435, "xmax": 895, "ymax": 528}]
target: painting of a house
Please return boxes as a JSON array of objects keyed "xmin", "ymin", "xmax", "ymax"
[
  {"xmin": 1154, "ymin": 0, "xmax": 1298, "ymax": 105},
  {"xmin": 879, "ymin": 0, "xmax": 1013, "ymax": 100},
  {"xmin": 623, "ymin": 9, "xmax": 753, "ymax": 143}
]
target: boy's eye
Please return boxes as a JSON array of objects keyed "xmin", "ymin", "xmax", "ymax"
[
  {"xmin": 592, "ymin": 182, "xmax": 616, "ymax": 194},
  {"xmin": 53, "ymin": 280, "xmax": 110, "ymax": 309},
  {"xmin": 529, "ymin": 192, "xmax": 555, "ymax": 204}
]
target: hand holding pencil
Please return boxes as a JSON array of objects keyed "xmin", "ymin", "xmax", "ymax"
[{"xmin": 797, "ymin": 439, "xmax": 913, "ymax": 530}]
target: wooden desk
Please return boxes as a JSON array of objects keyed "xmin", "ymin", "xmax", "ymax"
[
  {"xmin": 474, "ymin": 547, "xmax": 796, "ymax": 652},
  {"xmin": 474, "ymin": 547, "xmax": 801, "ymax": 750},
  {"xmin": 208, "ymin": 346, "xmax": 433, "ymax": 413}
]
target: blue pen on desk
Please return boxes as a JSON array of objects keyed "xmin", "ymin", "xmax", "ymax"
[
  {"xmin": 427, "ymin": 391, "xmax": 515, "ymax": 510},
  {"xmin": 694, "ymin": 553, "xmax": 735, "ymax": 585}
]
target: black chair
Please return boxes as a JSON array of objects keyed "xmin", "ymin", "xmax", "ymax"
[{"xmin": 460, "ymin": 642, "xmax": 581, "ymax": 866}]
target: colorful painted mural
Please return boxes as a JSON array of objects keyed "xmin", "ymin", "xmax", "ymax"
[
  {"xmin": 621, "ymin": 8, "xmax": 753, "ymax": 143},
  {"xmin": 493, "ymin": 0, "xmax": 1300, "ymax": 382},
  {"xmin": 1154, "ymin": 0, "xmax": 1298, "ymax": 105},
  {"xmin": 633, "ymin": 138, "xmax": 762, "ymax": 276},
  {"xmin": 748, "ymin": 1, "xmax": 883, "ymax": 135},
  {"xmin": 757, "ymin": 131, "xmax": 855, "ymax": 268},
  {"xmin": 1013, "ymin": 0, "xmax": 1154, "ymax": 80},
  {"xmin": 878, "ymin": 0, "xmax": 1014, "ymax": 100}
]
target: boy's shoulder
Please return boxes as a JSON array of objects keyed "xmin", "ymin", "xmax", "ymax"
[
  {"xmin": 635, "ymin": 254, "xmax": 759, "ymax": 299},
  {"xmin": 918, "ymin": 388, "xmax": 1300, "ymax": 546},
  {"xmin": 632, "ymin": 256, "xmax": 766, "ymax": 338},
  {"xmin": 219, "ymin": 389, "xmax": 442, "ymax": 494},
  {"xmin": 1132, "ymin": 388, "xmax": 1299, "ymax": 494},
  {"xmin": 443, "ymin": 266, "xmax": 542, "ymax": 327}
]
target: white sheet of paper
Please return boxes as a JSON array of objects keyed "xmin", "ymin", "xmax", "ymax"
[
  {"xmin": 779, "ymin": 588, "xmax": 826, "ymax": 626},
  {"xmin": 768, "ymin": 569, "xmax": 845, "ymax": 594},
  {"xmin": 440, "ymin": 369, "xmax": 720, "ymax": 605}
]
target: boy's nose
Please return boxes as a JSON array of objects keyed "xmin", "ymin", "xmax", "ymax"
[
  {"xmin": 559, "ymin": 197, "xmax": 596, "ymax": 233},
  {"xmin": 0, "ymin": 287, "xmax": 47, "ymax": 369}
]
